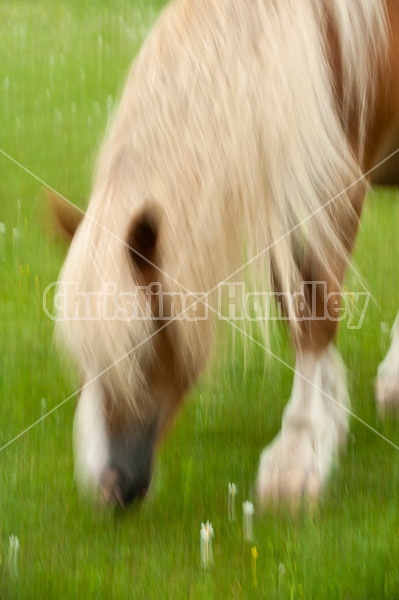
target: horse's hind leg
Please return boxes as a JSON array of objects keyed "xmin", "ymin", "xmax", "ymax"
[
  {"xmin": 257, "ymin": 192, "xmax": 365, "ymax": 507},
  {"xmin": 376, "ymin": 313, "xmax": 399, "ymax": 414}
]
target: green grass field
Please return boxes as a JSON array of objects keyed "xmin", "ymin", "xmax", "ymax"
[{"xmin": 1, "ymin": 1, "xmax": 399, "ymax": 598}]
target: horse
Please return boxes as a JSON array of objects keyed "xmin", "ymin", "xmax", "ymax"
[{"xmin": 54, "ymin": 0, "xmax": 399, "ymax": 507}]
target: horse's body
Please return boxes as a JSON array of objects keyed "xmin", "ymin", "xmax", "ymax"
[{"xmin": 56, "ymin": 0, "xmax": 399, "ymax": 506}]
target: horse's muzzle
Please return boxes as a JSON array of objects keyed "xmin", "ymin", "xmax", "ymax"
[{"xmin": 101, "ymin": 424, "xmax": 156, "ymax": 507}]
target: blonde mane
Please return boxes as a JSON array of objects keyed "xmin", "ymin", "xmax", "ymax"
[{"xmin": 57, "ymin": 0, "xmax": 388, "ymax": 415}]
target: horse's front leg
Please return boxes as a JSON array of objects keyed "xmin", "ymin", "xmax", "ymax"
[
  {"xmin": 257, "ymin": 344, "xmax": 349, "ymax": 505},
  {"xmin": 257, "ymin": 192, "xmax": 364, "ymax": 506}
]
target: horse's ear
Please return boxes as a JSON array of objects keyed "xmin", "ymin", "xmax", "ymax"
[
  {"xmin": 127, "ymin": 202, "xmax": 162, "ymax": 286},
  {"xmin": 45, "ymin": 189, "xmax": 84, "ymax": 241}
]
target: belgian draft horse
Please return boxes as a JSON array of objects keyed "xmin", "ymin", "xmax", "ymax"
[{"xmin": 55, "ymin": 0, "xmax": 399, "ymax": 507}]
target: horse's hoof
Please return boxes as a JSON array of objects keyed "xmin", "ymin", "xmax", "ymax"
[
  {"xmin": 376, "ymin": 315, "xmax": 399, "ymax": 416},
  {"xmin": 375, "ymin": 376, "xmax": 399, "ymax": 417},
  {"xmin": 256, "ymin": 432, "xmax": 333, "ymax": 510}
]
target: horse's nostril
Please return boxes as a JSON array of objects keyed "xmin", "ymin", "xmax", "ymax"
[
  {"xmin": 101, "ymin": 466, "xmax": 151, "ymax": 507},
  {"xmin": 104, "ymin": 425, "xmax": 155, "ymax": 507},
  {"xmin": 101, "ymin": 468, "xmax": 125, "ymax": 507}
]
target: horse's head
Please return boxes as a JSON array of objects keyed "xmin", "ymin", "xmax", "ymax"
[
  {"xmin": 53, "ymin": 196, "xmax": 195, "ymax": 507},
  {"xmin": 73, "ymin": 319, "xmax": 188, "ymax": 508}
]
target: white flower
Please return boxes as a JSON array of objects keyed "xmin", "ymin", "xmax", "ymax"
[
  {"xmin": 200, "ymin": 521, "xmax": 214, "ymax": 568},
  {"xmin": 243, "ymin": 501, "xmax": 255, "ymax": 542},
  {"xmin": 228, "ymin": 483, "xmax": 238, "ymax": 521},
  {"xmin": 8, "ymin": 535, "xmax": 19, "ymax": 579}
]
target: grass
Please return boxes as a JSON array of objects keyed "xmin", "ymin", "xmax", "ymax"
[{"xmin": 1, "ymin": 1, "xmax": 399, "ymax": 598}]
